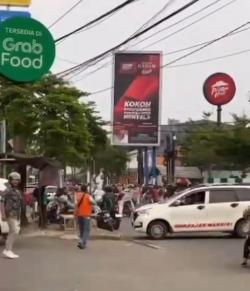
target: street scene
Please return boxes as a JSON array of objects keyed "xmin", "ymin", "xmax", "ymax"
[{"xmin": 0, "ymin": 0, "xmax": 250, "ymax": 291}]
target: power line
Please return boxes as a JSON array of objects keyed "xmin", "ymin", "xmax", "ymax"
[
  {"xmin": 124, "ymin": 0, "xmax": 176, "ymax": 48},
  {"xmin": 73, "ymin": 25, "xmax": 250, "ymax": 83},
  {"xmin": 85, "ymin": 21, "xmax": 250, "ymax": 96},
  {"xmin": 55, "ymin": 0, "xmax": 139, "ymax": 44},
  {"xmin": 57, "ymin": 0, "xmax": 201, "ymax": 77},
  {"xmin": 49, "ymin": 0, "xmax": 85, "ymax": 29},
  {"xmin": 162, "ymin": 20, "xmax": 250, "ymax": 67},
  {"xmin": 74, "ymin": 0, "xmax": 232, "ymax": 77},
  {"xmin": 142, "ymin": 0, "xmax": 237, "ymax": 50},
  {"xmin": 129, "ymin": 0, "xmax": 227, "ymax": 49},
  {"xmin": 73, "ymin": 0, "xmax": 176, "ymax": 82},
  {"xmin": 167, "ymin": 47, "xmax": 250, "ymax": 68}
]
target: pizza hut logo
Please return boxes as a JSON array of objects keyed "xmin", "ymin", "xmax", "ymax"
[
  {"xmin": 203, "ymin": 73, "xmax": 236, "ymax": 106},
  {"xmin": 211, "ymin": 81, "xmax": 229, "ymax": 98}
]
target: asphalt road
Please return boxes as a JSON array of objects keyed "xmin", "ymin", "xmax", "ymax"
[{"xmin": 1, "ymin": 221, "xmax": 250, "ymax": 291}]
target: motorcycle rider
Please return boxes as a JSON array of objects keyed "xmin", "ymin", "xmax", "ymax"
[
  {"xmin": 241, "ymin": 206, "xmax": 250, "ymax": 267},
  {"xmin": 101, "ymin": 185, "xmax": 116, "ymax": 216}
]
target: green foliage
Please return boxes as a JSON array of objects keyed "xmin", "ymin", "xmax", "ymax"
[
  {"xmin": 94, "ymin": 143, "xmax": 129, "ymax": 177},
  {"xmin": 182, "ymin": 115, "xmax": 250, "ymax": 171},
  {"xmin": 0, "ymin": 74, "xmax": 107, "ymax": 167}
]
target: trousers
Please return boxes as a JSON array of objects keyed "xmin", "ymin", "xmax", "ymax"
[
  {"xmin": 6, "ymin": 218, "xmax": 20, "ymax": 251},
  {"xmin": 243, "ymin": 236, "xmax": 250, "ymax": 259},
  {"xmin": 77, "ymin": 216, "xmax": 91, "ymax": 247}
]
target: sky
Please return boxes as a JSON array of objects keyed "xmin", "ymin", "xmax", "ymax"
[{"xmin": 12, "ymin": 0, "xmax": 250, "ymax": 124}]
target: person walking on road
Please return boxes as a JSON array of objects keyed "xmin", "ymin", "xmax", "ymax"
[
  {"xmin": 0, "ymin": 172, "xmax": 22, "ymax": 259},
  {"xmin": 75, "ymin": 185, "xmax": 95, "ymax": 249},
  {"xmin": 241, "ymin": 206, "xmax": 250, "ymax": 267}
]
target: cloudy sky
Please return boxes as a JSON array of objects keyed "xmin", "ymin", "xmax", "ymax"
[{"xmin": 16, "ymin": 0, "xmax": 250, "ymax": 123}]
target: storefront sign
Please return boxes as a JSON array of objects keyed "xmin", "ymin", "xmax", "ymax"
[
  {"xmin": 203, "ymin": 72, "xmax": 236, "ymax": 105},
  {"xmin": 0, "ymin": 17, "xmax": 55, "ymax": 82}
]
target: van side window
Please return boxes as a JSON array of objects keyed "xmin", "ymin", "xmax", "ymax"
[
  {"xmin": 209, "ymin": 190, "xmax": 237, "ymax": 204},
  {"xmin": 236, "ymin": 189, "xmax": 250, "ymax": 201},
  {"xmin": 181, "ymin": 191, "xmax": 205, "ymax": 206}
]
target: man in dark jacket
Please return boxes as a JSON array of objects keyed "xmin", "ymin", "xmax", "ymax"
[
  {"xmin": 0, "ymin": 172, "xmax": 22, "ymax": 259},
  {"xmin": 101, "ymin": 186, "xmax": 116, "ymax": 213}
]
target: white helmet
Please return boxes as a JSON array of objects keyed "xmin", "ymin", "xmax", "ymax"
[{"xmin": 8, "ymin": 172, "xmax": 21, "ymax": 180}]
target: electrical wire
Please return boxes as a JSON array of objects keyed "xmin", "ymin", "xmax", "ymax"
[
  {"xmin": 72, "ymin": 0, "xmax": 176, "ymax": 81},
  {"xmin": 55, "ymin": 0, "xmax": 139, "ymax": 44},
  {"xmin": 73, "ymin": 0, "xmax": 232, "ymax": 77},
  {"xmin": 49, "ymin": 0, "xmax": 85, "ymax": 29},
  {"xmin": 142, "ymin": 0, "xmax": 237, "ymax": 49},
  {"xmin": 167, "ymin": 47, "xmax": 250, "ymax": 68},
  {"xmin": 63, "ymin": 0, "xmax": 237, "ymax": 79},
  {"xmin": 84, "ymin": 21, "xmax": 250, "ymax": 96},
  {"xmin": 57, "ymin": 0, "xmax": 201, "ymax": 77},
  {"xmin": 162, "ymin": 20, "xmax": 250, "ymax": 67},
  {"xmin": 72, "ymin": 25, "xmax": 250, "ymax": 83},
  {"xmin": 124, "ymin": 0, "xmax": 176, "ymax": 48}
]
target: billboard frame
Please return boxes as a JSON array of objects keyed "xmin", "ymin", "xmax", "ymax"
[{"xmin": 111, "ymin": 50, "xmax": 162, "ymax": 147}]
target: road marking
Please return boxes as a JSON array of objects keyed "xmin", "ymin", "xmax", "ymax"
[{"xmin": 132, "ymin": 240, "xmax": 162, "ymax": 250}]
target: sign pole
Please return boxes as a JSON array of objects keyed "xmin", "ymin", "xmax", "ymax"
[
  {"xmin": 152, "ymin": 146, "xmax": 157, "ymax": 185},
  {"xmin": 144, "ymin": 147, "xmax": 149, "ymax": 185},
  {"xmin": 217, "ymin": 105, "xmax": 222, "ymax": 127}
]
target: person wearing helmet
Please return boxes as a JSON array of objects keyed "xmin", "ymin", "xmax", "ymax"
[{"xmin": 0, "ymin": 172, "xmax": 22, "ymax": 259}]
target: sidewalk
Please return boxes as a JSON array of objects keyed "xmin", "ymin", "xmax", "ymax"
[{"xmin": 21, "ymin": 222, "xmax": 123, "ymax": 241}]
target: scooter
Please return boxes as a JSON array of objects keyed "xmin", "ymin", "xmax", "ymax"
[{"xmin": 95, "ymin": 206, "xmax": 122, "ymax": 231}]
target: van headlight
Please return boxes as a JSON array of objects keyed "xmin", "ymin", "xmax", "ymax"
[{"xmin": 137, "ymin": 209, "xmax": 152, "ymax": 216}]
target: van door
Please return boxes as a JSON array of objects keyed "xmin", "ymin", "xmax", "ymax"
[
  {"xmin": 205, "ymin": 189, "xmax": 239, "ymax": 231},
  {"xmin": 169, "ymin": 190, "xmax": 208, "ymax": 232}
]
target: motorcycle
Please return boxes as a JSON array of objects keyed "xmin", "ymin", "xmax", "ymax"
[
  {"xmin": 94, "ymin": 206, "xmax": 122, "ymax": 231},
  {"xmin": 47, "ymin": 195, "xmax": 74, "ymax": 224}
]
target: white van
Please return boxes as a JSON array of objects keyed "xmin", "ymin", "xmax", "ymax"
[
  {"xmin": 133, "ymin": 185, "xmax": 250, "ymax": 239},
  {"xmin": 0, "ymin": 178, "xmax": 9, "ymax": 239}
]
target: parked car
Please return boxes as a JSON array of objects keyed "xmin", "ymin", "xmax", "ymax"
[{"xmin": 132, "ymin": 184, "xmax": 250, "ymax": 239}]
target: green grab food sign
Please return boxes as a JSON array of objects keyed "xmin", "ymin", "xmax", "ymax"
[{"xmin": 0, "ymin": 17, "xmax": 55, "ymax": 82}]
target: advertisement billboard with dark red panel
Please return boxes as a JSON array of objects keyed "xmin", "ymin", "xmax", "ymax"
[{"xmin": 112, "ymin": 52, "xmax": 161, "ymax": 146}]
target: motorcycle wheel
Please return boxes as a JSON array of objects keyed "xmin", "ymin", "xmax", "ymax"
[{"xmin": 113, "ymin": 218, "xmax": 121, "ymax": 230}]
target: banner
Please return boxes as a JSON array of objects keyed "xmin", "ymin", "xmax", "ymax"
[
  {"xmin": 0, "ymin": 0, "xmax": 31, "ymax": 6},
  {"xmin": 112, "ymin": 52, "xmax": 161, "ymax": 146}
]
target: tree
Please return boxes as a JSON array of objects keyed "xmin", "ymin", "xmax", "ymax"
[
  {"xmin": 0, "ymin": 74, "xmax": 107, "ymax": 167},
  {"xmin": 215, "ymin": 115, "xmax": 250, "ymax": 171},
  {"xmin": 182, "ymin": 115, "xmax": 250, "ymax": 173},
  {"xmin": 182, "ymin": 123, "xmax": 224, "ymax": 174},
  {"xmin": 94, "ymin": 143, "xmax": 129, "ymax": 179}
]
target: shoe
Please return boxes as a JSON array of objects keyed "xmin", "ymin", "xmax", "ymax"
[
  {"xmin": 77, "ymin": 243, "xmax": 86, "ymax": 250},
  {"xmin": 241, "ymin": 261, "xmax": 247, "ymax": 267},
  {"xmin": 3, "ymin": 250, "xmax": 19, "ymax": 259}
]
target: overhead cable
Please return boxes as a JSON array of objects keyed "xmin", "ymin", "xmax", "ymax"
[{"xmin": 57, "ymin": 0, "xmax": 201, "ymax": 77}]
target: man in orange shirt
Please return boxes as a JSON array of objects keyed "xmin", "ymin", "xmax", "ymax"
[{"xmin": 75, "ymin": 185, "xmax": 95, "ymax": 249}]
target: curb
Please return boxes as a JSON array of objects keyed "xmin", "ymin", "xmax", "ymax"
[{"xmin": 22, "ymin": 230, "xmax": 123, "ymax": 241}]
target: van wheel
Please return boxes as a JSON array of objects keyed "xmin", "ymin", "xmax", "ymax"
[
  {"xmin": 147, "ymin": 221, "xmax": 167, "ymax": 240},
  {"xmin": 234, "ymin": 220, "xmax": 249, "ymax": 238}
]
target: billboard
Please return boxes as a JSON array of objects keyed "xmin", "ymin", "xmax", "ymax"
[
  {"xmin": 0, "ymin": 0, "xmax": 31, "ymax": 6},
  {"xmin": 112, "ymin": 52, "xmax": 162, "ymax": 146}
]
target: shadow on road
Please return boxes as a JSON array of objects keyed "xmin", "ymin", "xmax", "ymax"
[{"xmin": 128, "ymin": 234, "xmax": 244, "ymax": 241}]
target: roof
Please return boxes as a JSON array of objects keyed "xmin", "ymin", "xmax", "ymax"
[{"xmin": 0, "ymin": 153, "xmax": 61, "ymax": 169}]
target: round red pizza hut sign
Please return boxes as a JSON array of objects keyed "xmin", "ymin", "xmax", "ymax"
[{"xmin": 203, "ymin": 73, "xmax": 236, "ymax": 105}]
